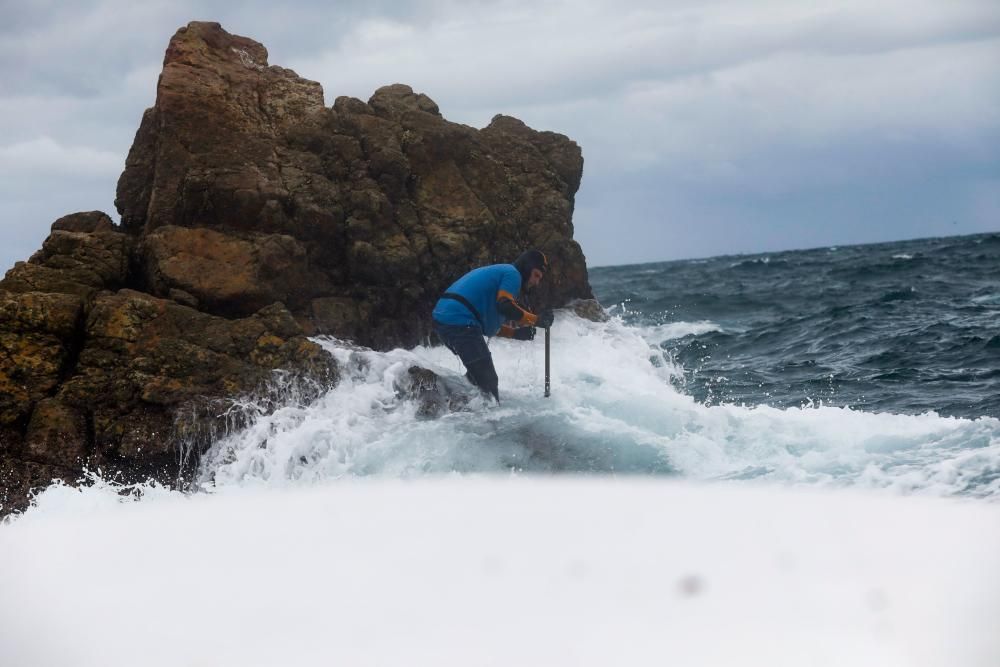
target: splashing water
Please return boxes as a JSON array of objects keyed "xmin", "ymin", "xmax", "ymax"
[
  {"xmin": 7, "ymin": 238, "xmax": 1000, "ymax": 667},
  {"xmin": 187, "ymin": 312, "xmax": 1000, "ymax": 499}
]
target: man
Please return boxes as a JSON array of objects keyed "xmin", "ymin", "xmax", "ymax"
[{"xmin": 432, "ymin": 250, "xmax": 555, "ymax": 402}]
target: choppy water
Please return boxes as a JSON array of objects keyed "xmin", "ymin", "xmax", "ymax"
[
  {"xmin": 15, "ymin": 233, "xmax": 1000, "ymax": 509},
  {"xmin": 185, "ymin": 234, "xmax": 1000, "ymax": 501},
  {"xmin": 591, "ymin": 232, "xmax": 1000, "ymax": 420},
  {"xmin": 5, "ymin": 235, "xmax": 998, "ymax": 667}
]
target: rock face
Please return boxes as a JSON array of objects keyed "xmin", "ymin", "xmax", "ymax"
[
  {"xmin": 117, "ymin": 21, "xmax": 591, "ymax": 342},
  {"xmin": 0, "ymin": 21, "xmax": 592, "ymax": 512},
  {"xmin": 1, "ymin": 224, "xmax": 336, "ymax": 511}
]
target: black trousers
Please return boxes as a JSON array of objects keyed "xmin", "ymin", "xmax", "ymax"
[{"xmin": 433, "ymin": 322, "xmax": 500, "ymax": 402}]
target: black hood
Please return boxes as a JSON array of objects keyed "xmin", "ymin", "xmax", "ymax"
[{"xmin": 513, "ymin": 249, "xmax": 549, "ymax": 283}]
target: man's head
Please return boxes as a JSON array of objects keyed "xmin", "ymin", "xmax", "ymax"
[{"xmin": 514, "ymin": 249, "xmax": 549, "ymax": 288}]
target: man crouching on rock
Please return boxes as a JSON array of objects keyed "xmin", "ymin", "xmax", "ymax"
[{"xmin": 432, "ymin": 250, "xmax": 554, "ymax": 403}]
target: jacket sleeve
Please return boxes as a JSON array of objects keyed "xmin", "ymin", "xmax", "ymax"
[
  {"xmin": 495, "ymin": 267, "xmax": 536, "ymax": 326},
  {"xmin": 497, "ymin": 291, "xmax": 537, "ymax": 326}
]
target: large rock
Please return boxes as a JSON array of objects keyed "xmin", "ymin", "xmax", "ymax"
[
  {"xmin": 0, "ymin": 285, "xmax": 336, "ymax": 512},
  {"xmin": 116, "ymin": 21, "xmax": 591, "ymax": 347},
  {"xmin": 0, "ymin": 291, "xmax": 84, "ymax": 432},
  {"xmin": 2, "ymin": 222, "xmax": 133, "ymax": 299},
  {"xmin": 1, "ymin": 20, "xmax": 593, "ymax": 513},
  {"xmin": 139, "ymin": 225, "xmax": 326, "ymax": 316},
  {"xmin": 57, "ymin": 292, "xmax": 335, "ymax": 465},
  {"xmin": 0, "ymin": 215, "xmax": 337, "ymax": 512}
]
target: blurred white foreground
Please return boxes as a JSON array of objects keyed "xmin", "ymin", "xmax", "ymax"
[{"xmin": 1, "ymin": 478, "xmax": 998, "ymax": 667}]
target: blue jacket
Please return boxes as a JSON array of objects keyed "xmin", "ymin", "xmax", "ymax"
[{"xmin": 433, "ymin": 264, "xmax": 529, "ymax": 336}]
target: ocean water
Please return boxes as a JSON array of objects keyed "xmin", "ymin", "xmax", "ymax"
[
  {"xmin": 5, "ymin": 233, "xmax": 999, "ymax": 666},
  {"xmin": 592, "ymin": 232, "xmax": 1000, "ymax": 420},
  {"xmin": 7, "ymin": 233, "xmax": 999, "ymax": 507},
  {"xmin": 170, "ymin": 233, "xmax": 1000, "ymax": 500}
]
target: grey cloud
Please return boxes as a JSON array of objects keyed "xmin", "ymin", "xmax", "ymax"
[
  {"xmin": 293, "ymin": 0, "xmax": 1000, "ymax": 112},
  {"xmin": 1, "ymin": 0, "xmax": 998, "ymax": 273}
]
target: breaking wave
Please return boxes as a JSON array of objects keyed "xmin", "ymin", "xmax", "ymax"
[{"xmin": 183, "ymin": 312, "xmax": 1000, "ymax": 500}]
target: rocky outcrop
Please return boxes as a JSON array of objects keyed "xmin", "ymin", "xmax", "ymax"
[
  {"xmin": 0, "ymin": 21, "xmax": 592, "ymax": 512},
  {"xmin": 116, "ymin": 21, "xmax": 590, "ymax": 344},
  {"xmin": 1, "ymin": 229, "xmax": 336, "ymax": 511}
]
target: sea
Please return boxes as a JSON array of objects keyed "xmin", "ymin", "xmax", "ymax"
[
  {"xmin": 5, "ymin": 234, "xmax": 1000, "ymax": 501},
  {"xmin": 138, "ymin": 230, "xmax": 995, "ymax": 501},
  {"xmin": 4, "ymin": 232, "xmax": 999, "ymax": 666},
  {"xmin": 5, "ymin": 230, "xmax": 1000, "ymax": 505}
]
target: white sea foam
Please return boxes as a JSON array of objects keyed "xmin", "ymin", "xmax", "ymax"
[
  {"xmin": 6, "ymin": 312, "xmax": 998, "ymax": 505},
  {"xmin": 971, "ymin": 293, "xmax": 1000, "ymax": 304},
  {"xmin": 184, "ymin": 312, "xmax": 1000, "ymax": 500},
  {"xmin": 3, "ymin": 479, "xmax": 998, "ymax": 667},
  {"xmin": 730, "ymin": 255, "xmax": 771, "ymax": 267},
  {"xmin": 640, "ymin": 320, "xmax": 722, "ymax": 344},
  {"xmin": 6, "ymin": 312, "xmax": 1000, "ymax": 665}
]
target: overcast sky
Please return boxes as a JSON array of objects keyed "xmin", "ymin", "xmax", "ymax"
[{"xmin": 1, "ymin": 0, "xmax": 998, "ymax": 269}]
